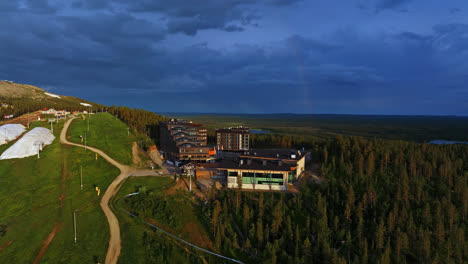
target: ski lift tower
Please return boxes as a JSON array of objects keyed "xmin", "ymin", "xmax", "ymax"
[
  {"xmin": 49, "ymin": 118, "xmax": 56, "ymax": 133},
  {"xmin": 33, "ymin": 141, "xmax": 42, "ymax": 159}
]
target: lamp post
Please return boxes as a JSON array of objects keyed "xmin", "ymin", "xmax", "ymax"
[
  {"xmin": 84, "ymin": 132, "xmax": 87, "ymax": 152},
  {"xmin": 73, "ymin": 210, "xmax": 77, "ymax": 243},
  {"xmin": 80, "ymin": 165, "xmax": 83, "ymax": 190},
  {"xmin": 33, "ymin": 142, "xmax": 42, "ymax": 159}
]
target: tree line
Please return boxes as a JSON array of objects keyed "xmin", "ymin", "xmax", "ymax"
[
  {"xmin": 0, "ymin": 97, "xmax": 103, "ymax": 121},
  {"xmin": 107, "ymin": 105, "xmax": 168, "ymax": 147}
]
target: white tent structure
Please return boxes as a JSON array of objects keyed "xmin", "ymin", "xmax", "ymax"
[
  {"xmin": 0, "ymin": 124, "xmax": 26, "ymax": 145},
  {"xmin": 0, "ymin": 127, "xmax": 55, "ymax": 160}
]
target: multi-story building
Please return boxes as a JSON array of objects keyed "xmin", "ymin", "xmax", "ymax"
[
  {"xmin": 216, "ymin": 127, "xmax": 249, "ymax": 151},
  {"xmin": 160, "ymin": 119, "xmax": 215, "ymax": 162},
  {"xmin": 198, "ymin": 149, "xmax": 308, "ymax": 191}
]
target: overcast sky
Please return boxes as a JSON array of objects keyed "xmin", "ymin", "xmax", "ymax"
[{"xmin": 1, "ymin": 0, "xmax": 467, "ymax": 115}]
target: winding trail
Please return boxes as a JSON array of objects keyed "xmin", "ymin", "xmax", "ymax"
[
  {"xmin": 60, "ymin": 118, "xmax": 159, "ymax": 264},
  {"xmin": 60, "ymin": 117, "xmax": 242, "ymax": 264}
]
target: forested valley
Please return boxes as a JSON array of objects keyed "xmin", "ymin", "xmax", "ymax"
[{"xmin": 204, "ymin": 136, "xmax": 467, "ymax": 263}]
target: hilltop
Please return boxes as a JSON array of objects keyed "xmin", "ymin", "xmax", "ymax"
[
  {"xmin": 0, "ymin": 81, "xmax": 47, "ymax": 99},
  {"xmin": 0, "ymin": 81, "xmax": 103, "ymax": 120},
  {"xmin": 0, "ymin": 80, "xmax": 99, "ymax": 106}
]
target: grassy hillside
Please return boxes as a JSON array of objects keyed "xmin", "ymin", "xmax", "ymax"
[
  {"xmin": 114, "ymin": 177, "xmax": 222, "ymax": 263},
  {"xmin": 67, "ymin": 113, "xmax": 136, "ymax": 166},
  {"xmin": 0, "ymin": 81, "xmax": 45, "ymax": 98},
  {"xmin": 0, "ymin": 118, "xmax": 119, "ymax": 263},
  {"xmin": 0, "ymin": 81, "xmax": 103, "ymax": 121}
]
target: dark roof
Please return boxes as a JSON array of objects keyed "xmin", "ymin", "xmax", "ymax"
[
  {"xmin": 179, "ymin": 161, "xmax": 198, "ymax": 168},
  {"xmin": 162, "ymin": 119, "xmax": 205, "ymax": 128},
  {"xmin": 203, "ymin": 157, "xmax": 297, "ymax": 172},
  {"xmin": 237, "ymin": 149, "xmax": 307, "ymax": 161}
]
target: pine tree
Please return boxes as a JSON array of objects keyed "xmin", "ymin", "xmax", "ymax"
[
  {"xmin": 375, "ymin": 219, "xmax": 385, "ymax": 250},
  {"xmin": 257, "ymin": 218, "xmax": 263, "ymax": 249},
  {"xmin": 303, "ymin": 237, "xmax": 311, "ymax": 262},
  {"xmin": 295, "ymin": 224, "xmax": 300, "ymax": 258},
  {"xmin": 236, "ymin": 174, "xmax": 242, "ymax": 211},
  {"xmin": 286, "ymin": 216, "xmax": 293, "ymax": 241},
  {"xmin": 243, "ymin": 204, "xmax": 250, "ymax": 233},
  {"xmin": 367, "ymin": 152, "xmax": 375, "ymax": 177},
  {"xmin": 233, "ymin": 232, "xmax": 240, "ymax": 249},
  {"xmin": 272, "ymin": 202, "xmax": 283, "ymax": 236},
  {"xmin": 245, "ymin": 238, "xmax": 251, "ymax": 249},
  {"xmin": 379, "ymin": 240, "xmax": 391, "ymax": 264},
  {"xmin": 211, "ymin": 201, "xmax": 221, "ymax": 235},
  {"xmin": 259, "ymin": 192, "xmax": 264, "ymax": 218}
]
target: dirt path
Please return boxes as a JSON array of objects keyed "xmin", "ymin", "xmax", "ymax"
[
  {"xmin": 60, "ymin": 118, "xmax": 161, "ymax": 264},
  {"xmin": 0, "ymin": 110, "xmax": 42, "ymax": 126},
  {"xmin": 0, "ymin": 240, "xmax": 12, "ymax": 252},
  {"xmin": 33, "ymin": 223, "xmax": 60, "ymax": 264},
  {"xmin": 132, "ymin": 142, "xmax": 142, "ymax": 166},
  {"xmin": 148, "ymin": 146, "xmax": 173, "ymax": 174}
]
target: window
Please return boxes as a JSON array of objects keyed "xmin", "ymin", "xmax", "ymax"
[
  {"xmin": 258, "ymin": 180, "xmax": 283, "ymax": 185},
  {"xmin": 271, "ymin": 173, "xmax": 283, "ymax": 179},
  {"xmin": 243, "ymin": 172, "xmax": 255, "ymax": 177}
]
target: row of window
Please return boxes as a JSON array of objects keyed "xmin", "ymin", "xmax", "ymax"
[
  {"xmin": 180, "ymin": 149, "xmax": 208, "ymax": 153},
  {"xmin": 181, "ymin": 155, "xmax": 209, "ymax": 159},
  {"xmin": 243, "ymin": 172, "xmax": 283, "ymax": 178},
  {"xmin": 227, "ymin": 171, "xmax": 284, "ymax": 178}
]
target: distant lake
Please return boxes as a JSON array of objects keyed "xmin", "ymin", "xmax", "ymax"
[
  {"xmin": 429, "ymin": 140, "xmax": 468, "ymax": 145},
  {"xmin": 250, "ymin": 129, "xmax": 270, "ymax": 134}
]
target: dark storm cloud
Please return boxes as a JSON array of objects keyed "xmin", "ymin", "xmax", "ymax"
[
  {"xmin": 267, "ymin": 0, "xmax": 302, "ymax": 6},
  {"xmin": 450, "ymin": 8, "xmax": 461, "ymax": 14},
  {"xmin": 0, "ymin": 2, "xmax": 19, "ymax": 11},
  {"xmin": 126, "ymin": 0, "xmax": 260, "ymax": 35},
  {"xmin": 22, "ymin": 0, "xmax": 58, "ymax": 13},
  {"xmin": 375, "ymin": 0, "xmax": 412, "ymax": 10},
  {"xmin": 69, "ymin": 0, "xmax": 297, "ymax": 35},
  {"xmin": 286, "ymin": 35, "xmax": 338, "ymax": 54},
  {"xmin": 60, "ymin": 13, "xmax": 166, "ymax": 44},
  {"xmin": 0, "ymin": 0, "xmax": 467, "ymax": 114}
]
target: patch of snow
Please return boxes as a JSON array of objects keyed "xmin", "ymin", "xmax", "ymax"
[
  {"xmin": 80, "ymin": 103, "xmax": 92, "ymax": 107},
  {"xmin": 0, "ymin": 127, "xmax": 55, "ymax": 160},
  {"xmin": 45, "ymin": 92, "xmax": 61, "ymax": 98},
  {"xmin": 0, "ymin": 124, "xmax": 26, "ymax": 145}
]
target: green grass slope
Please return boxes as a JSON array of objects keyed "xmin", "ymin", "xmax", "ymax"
[
  {"xmin": 67, "ymin": 113, "xmax": 135, "ymax": 166},
  {"xmin": 0, "ymin": 118, "xmax": 119, "ymax": 263}
]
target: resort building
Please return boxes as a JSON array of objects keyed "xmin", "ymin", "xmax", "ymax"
[
  {"xmin": 216, "ymin": 127, "xmax": 249, "ymax": 151},
  {"xmin": 160, "ymin": 119, "xmax": 215, "ymax": 162},
  {"xmin": 198, "ymin": 149, "xmax": 308, "ymax": 191}
]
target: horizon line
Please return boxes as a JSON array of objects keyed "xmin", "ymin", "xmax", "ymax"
[{"xmin": 158, "ymin": 112, "xmax": 468, "ymax": 117}]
